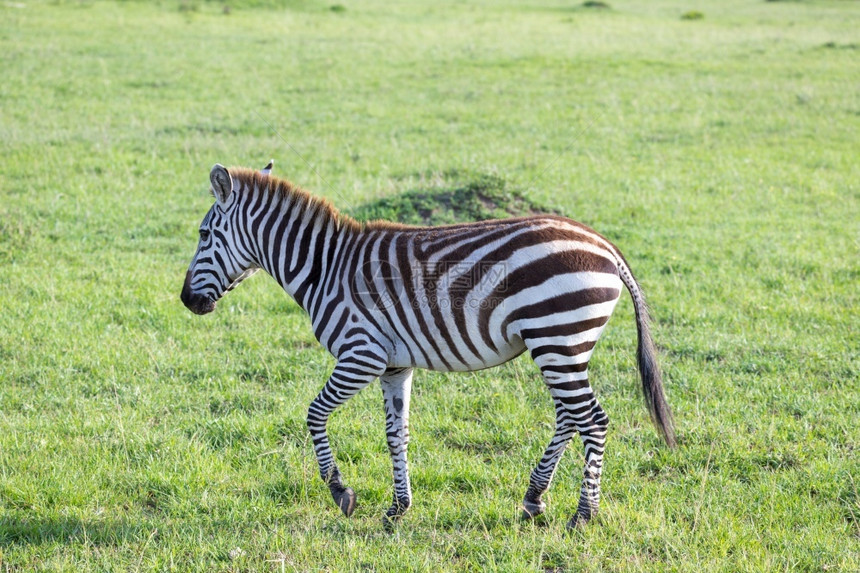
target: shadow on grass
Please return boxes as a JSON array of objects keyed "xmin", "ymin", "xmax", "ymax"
[
  {"xmin": 0, "ymin": 515, "xmax": 153, "ymax": 547},
  {"xmin": 427, "ymin": 508, "xmax": 557, "ymax": 533}
]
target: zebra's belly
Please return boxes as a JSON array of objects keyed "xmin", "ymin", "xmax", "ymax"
[{"xmin": 389, "ymin": 334, "xmax": 528, "ymax": 372}]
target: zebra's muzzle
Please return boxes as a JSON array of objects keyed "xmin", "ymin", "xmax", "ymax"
[{"xmin": 181, "ymin": 272, "xmax": 217, "ymax": 315}]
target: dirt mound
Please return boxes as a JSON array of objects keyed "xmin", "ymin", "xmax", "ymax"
[{"xmin": 350, "ymin": 172, "xmax": 560, "ymax": 226}]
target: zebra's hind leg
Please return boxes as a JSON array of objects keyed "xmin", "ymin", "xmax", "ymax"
[
  {"xmin": 522, "ymin": 397, "xmax": 576, "ymax": 520},
  {"xmin": 379, "ymin": 367, "xmax": 414, "ymax": 529},
  {"xmin": 567, "ymin": 385, "xmax": 609, "ymax": 528},
  {"xmin": 521, "ymin": 299, "xmax": 616, "ymax": 527},
  {"xmin": 306, "ymin": 355, "xmax": 387, "ymax": 517},
  {"xmin": 525, "ymin": 337, "xmax": 610, "ymax": 526}
]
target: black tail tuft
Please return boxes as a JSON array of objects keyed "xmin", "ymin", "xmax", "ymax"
[{"xmin": 635, "ymin": 304, "xmax": 676, "ymax": 447}]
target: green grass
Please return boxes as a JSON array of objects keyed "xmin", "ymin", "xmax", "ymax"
[{"xmin": 1, "ymin": 0, "xmax": 858, "ymax": 570}]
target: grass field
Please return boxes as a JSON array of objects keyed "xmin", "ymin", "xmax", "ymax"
[{"xmin": 1, "ymin": 0, "xmax": 858, "ymax": 570}]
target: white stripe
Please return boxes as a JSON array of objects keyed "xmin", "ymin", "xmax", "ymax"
[
  {"xmin": 523, "ymin": 325, "xmax": 609, "ymax": 353},
  {"xmin": 551, "ymin": 386, "xmax": 593, "ymax": 399}
]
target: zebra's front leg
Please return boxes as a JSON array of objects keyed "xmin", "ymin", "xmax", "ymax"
[
  {"xmin": 306, "ymin": 356, "xmax": 386, "ymax": 517},
  {"xmin": 379, "ymin": 367, "xmax": 414, "ymax": 529}
]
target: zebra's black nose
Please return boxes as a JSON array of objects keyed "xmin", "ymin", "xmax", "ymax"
[{"xmin": 181, "ymin": 271, "xmax": 217, "ymax": 315}]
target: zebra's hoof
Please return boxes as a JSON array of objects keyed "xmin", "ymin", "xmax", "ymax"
[
  {"xmin": 521, "ymin": 499, "xmax": 546, "ymax": 520},
  {"xmin": 566, "ymin": 510, "xmax": 594, "ymax": 529},
  {"xmin": 334, "ymin": 487, "xmax": 356, "ymax": 517},
  {"xmin": 382, "ymin": 498, "xmax": 410, "ymax": 531},
  {"xmin": 382, "ymin": 513, "xmax": 400, "ymax": 532}
]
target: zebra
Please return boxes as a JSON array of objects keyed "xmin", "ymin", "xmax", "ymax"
[{"xmin": 180, "ymin": 162, "xmax": 676, "ymax": 529}]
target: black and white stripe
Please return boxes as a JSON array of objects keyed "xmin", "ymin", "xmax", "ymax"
[{"xmin": 181, "ymin": 164, "xmax": 676, "ymax": 528}]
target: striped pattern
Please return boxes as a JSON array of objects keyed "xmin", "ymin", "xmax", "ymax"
[{"xmin": 181, "ymin": 164, "xmax": 676, "ymax": 528}]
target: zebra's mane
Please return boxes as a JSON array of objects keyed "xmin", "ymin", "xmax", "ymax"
[
  {"xmin": 228, "ymin": 168, "xmax": 353, "ymax": 233},
  {"xmin": 229, "ymin": 167, "xmax": 413, "ymax": 234}
]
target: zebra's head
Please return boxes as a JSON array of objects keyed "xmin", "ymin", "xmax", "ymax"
[{"xmin": 180, "ymin": 163, "xmax": 263, "ymax": 315}]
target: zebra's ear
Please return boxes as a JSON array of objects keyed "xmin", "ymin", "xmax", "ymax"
[
  {"xmin": 260, "ymin": 159, "xmax": 273, "ymax": 175},
  {"xmin": 210, "ymin": 164, "xmax": 233, "ymax": 206}
]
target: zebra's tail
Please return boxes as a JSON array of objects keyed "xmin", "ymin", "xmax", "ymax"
[{"xmin": 616, "ymin": 258, "xmax": 677, "ymax": 448}]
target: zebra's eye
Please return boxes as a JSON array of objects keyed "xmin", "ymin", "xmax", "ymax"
[{"xmin": 199, "ymin": 229, "xmax": 210, "ymax": 242}]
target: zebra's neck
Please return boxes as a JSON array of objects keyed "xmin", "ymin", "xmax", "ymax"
[{"xmin": 237, "ymin": 176, "xmax": 355, "ymax": 314}]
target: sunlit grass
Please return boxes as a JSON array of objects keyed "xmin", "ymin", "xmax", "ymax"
[{"xmin": 0, "ymin": 0, "xmax": 858, "ymax": 570}]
